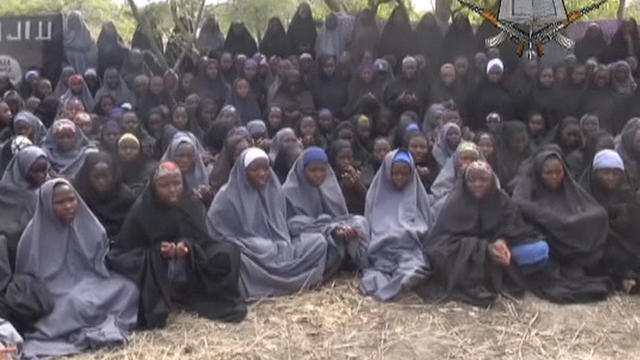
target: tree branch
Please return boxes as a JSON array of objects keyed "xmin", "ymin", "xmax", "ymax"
[
  {"xmin": 617, "ymin": 0, "xmax": 626, "ymax": 20},
  {"xmin": 170, "ymin": 0, "xmax": 206, "ymax": 72},
  {"xmin": 127, "ymin": 0, "xmax": 169, "ymax": 71}
]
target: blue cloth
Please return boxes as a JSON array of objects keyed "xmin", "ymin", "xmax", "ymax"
[
  {"xmin": 392, "ymin": 150, "xmax": 413, "ymax": 165},
  {"xmin": 302, "ymin": 146, "xmax": 328, "ymax": 166},
  {"xmin": 511, "ymin": 240, "xmax": 549, "ymax": 269},
  {"xmin": 405, "ymin": 123, "xmax": 419, "ymax": 132}
]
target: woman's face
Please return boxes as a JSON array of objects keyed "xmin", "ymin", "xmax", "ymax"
[
  {"xmin": 457, "ymin": 150, "xmax": 479, "ymax": 173},
  {"xmin": 174, "ymin": 142, "xmax": 196, "ymax": 173},
  {"xmin": 402, "ymin": 61, "xmax": 418, "ymax": 79},
  {"xmin": 595, "ymin": 168, "xmax": 624, "ymax": 192},
  {"xmin": 561, "ymin": 123, "xmax": 582, "ymax": 150},
  {"xmin": 300, "ymin": 117, "xmax": 317, "ymax": 137},
  {"xmin": 122, "ymin": 113, "xmax": 139, "ymax": 134},
  {"xmin": 154, "ymin": 172, "xmax": 183, "ymax": 206},
  {"xmin": 150, "ymin": 77, "xmax": 165, "ymax": 95},
  {"xmin": 172, "ymin": 107, "xmax": 189, "ymax": 130},
  {"xmin": 571, "ymin": 66, "xmax": 587, "ymax": 85},
  {"xmin": 446, "ymin": 127, "xmax": 461, "ymax": 149},
  {"xmin": 356, "ymin": 119, "xmax": 371, "ymax": 141},
  {"xmin": 373, "ymin": 139, "xmax": 391, "ymax": 163},
  {"xmin": 335, "ymin": 148, "xmax": 353, "ymax": 171},
  {"xmin": 322, "ymin": 58, "xmax": 336, "ymax": 77},
  {"xmin": 14, "ymin": 122, "xmax": 33, "ymax": 139},
  {"xmin": 52, "ymin": 184, "xmax": 78, "ymax": 225},
  {"xmin": 180, "ymin": 73, "xmax": 194, "ymax": 90},
  {"xmin": 0, "ymin": 102, "xmax": 11, "ymax": 125},
  {"xmin": 614, "ymin": 66, "xmax": 627, "ymax": 83},
  {"xmin": 244, "ymin": 63, "xmax": 258, "ymax": 80},
  {"xmin": 206, "ymin": 62, "xmax": 219, "ymax": 80},
  {"xmin": 409, "ymin": 136, "xmax": 429, "ymax": 163},
  {"xmin": 338, "ymin": 128, "xmax": 354, "ymax": 143},
  {"xmin": 539, "ymin": 67, "xmax": 554, "ymax": 88},
  {"xmin": 510, "ymin": 133, "xmax": 529, "ymax": 153},
  {"xmin": 477, "ymin": 135, "xmax": 494, "ymax": 159},
  {"xmin": 89, "ymin": 161, "xmax": 114, "ymax": 194},
  {"xmin": 27, "ymin": 157, "xmax": 48, "ymax": 186},
  {"xmin": 100, "ymin": 97, "xmax": 114, "ymax": 115},
  {"xmin": 268, "ymin": 108, "xmax": 283, "ymax": 130},
  {"xmin": 199, "ymin": 102, "xmax": 217, "ymax": 126},
  {"xmin": 38, "ymin": 80, "xmax": 52, "ymax": 97},
  {"xmin": 232, "ymin": 140, "xmax": 250, "ymax": 161},
  {"xmin": 541, "ymin": 157, "xmax": 565, "ymax": 190},
  {"xmin": 360, "ymin": 68, "xmax": 374, "ymax": 83},
  {"xmin": 147, "ymin": 113, "xmax": 164, "ymax": 134},
  {"xmin": 246, "ymin": 158, "xmax": 271, "ymax": 189},
  {"xmin": 103, "ymin": 127, "xmax": 121, "ymax": 151},
  {"xmin": 65, "ymin": 99, "xmax": 84, "ymax": 119},
  {"xmin": 105, "ymin": 70, "xmax": 120, "ymax": 89},
  {"xmin": 528, "ymin": 114, "xmax": 545, "ymax": 135},
  {"xmin": 304, "ymin": 161, "xmax": 328, "ymax": 187},
  {"xmin": 581, "ymin": 116, "xmax": 599, "ymax": 136},
  {"xmin": 487, "ymin": 66, "xmax": 503, "ymax": 83},
  {"xmin": 118, "ymin": 138, "xmax": 140, "ymax": 162},
  {"xmin": 235, "ymin": 79, "xmax": 250, "ymax": 98},
  {"xmin": 391, "ymin": 162, "xmax": 411, "ymax": 190},
  {"xmin": 56, "ymin": 128, "xmax": 76, "ymax": 151},
  {"xmin": 318, "ymin": 114, "xmax": 334, "ymax": 133},
  {"xmin": 220, "ymin": 53, "xmax": 233, "ymax": 70},
  {"xmin": 594, "ymin": 70, "xmax": 610, "ymax": 88},
  {"xmin": 466, "ymin": 169, "xmax": 493, "ymax": 200}
]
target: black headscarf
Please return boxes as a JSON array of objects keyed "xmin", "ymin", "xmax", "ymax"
[
  {"xmin": 287, "ymin": 2, "xmax": 317, "ymax": 56},
  {"xmin": 108, "ymin": 163, "xmax": 247, "ymax": 328},
  {"xmin": 441, "ymin": 14, "xmax": 474, "ymax": 63},
  {"xmin": 96, "ymin": 22, "xmax": 129, "ymax": 79},
  {"xmin": 350, "ymin": 8, "xmax": 379, "ymax": 67},
  {"xmin": 512, "ymin": 148, "xmax": 608, "ymax": 268},
  {"xmin": 194, "ymin": 58, "xmax": 230, "ymax": 111},
  {"xmin": 378, "ymin": 5, "xmax": 414, "ymax": 66},
  {"xmin": 498, "ymin": 121, "xmax": 531, "ymax": 189},
  {"xmin": 74, "ymin": 152, "xmax": 136, "ymax": 238},
  {"xmin": 414, "ymin": 13, "xmax": 443, "ymax": 70},
  {"xmin": 309, "ymin": 55, "xmax": 348, "ymax": 118},
  {"xmin": 34, "ymin": 96, "xmax": 60, "ymax": 128},
  {"xmin": 575, "ymin": 23, "xmax": 608, "ymax": 63},
  {"xmin": 260, "ymin": 17, "xmax": 290, "ymax": 58},
  {"xmin": 223, "ymin": 21, "xmax": 257, "ymax": 56},
  {"xmin": 197, "ymin": 16, "xmax": 225, "ymax": 57}
]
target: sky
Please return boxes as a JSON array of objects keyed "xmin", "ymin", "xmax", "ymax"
[{"xmin": 117, "ymin": 0, "xmax": 435, "ymax": 11}]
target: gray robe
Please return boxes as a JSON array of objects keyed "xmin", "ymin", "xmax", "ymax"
[
  {"xmin": 282, "ymin": 154, "xmax": 369, "ymax": 271},
  {"xmin": 206, "ymin": 150, "xmax": 329, "ymax": 298},
  {"xmin": 43, "ymin": 120, "xmax": 94, "ymax": 178},
  {"xmin": 16, "ymin": 179, "xmax": 138, "ymax": 358},
  {"xmin": 361, "ymin": 150, "xmax": 433, "ymax": 301}
]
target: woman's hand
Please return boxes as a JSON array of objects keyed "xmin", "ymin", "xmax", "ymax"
[
  {"xmin": 489, "ymin": 239, "xmax": 511, "ymax": 266},
  {"xmin": 175, "ymin": 241, "xmax": 190, "ymax": 258},
  {"xmin": 160, "ymin": 241, "xmax": 176, "ymax": 259},
  {"xmin": 622, "ymin": 278, "xmax": 636, "ymax": 294}
]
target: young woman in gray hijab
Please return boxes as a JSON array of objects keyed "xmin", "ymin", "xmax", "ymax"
[
  {"xmin": 207, "ymin": 147, "xmax": 331, "ymax": 298},
  {"xmin": 16, "ymin": 178, "xmax": 138, "ymax": 358},
  {"xmin": 0, "ymin": 146, "xmax": 49, "ymax": 268},
  {"xmin": 160, "ymin": 131, "xmax": 212, "ymax": 203},
  {"xmin": 43, "ymin": 119, "xmax": 93, "ymax": 178},
  {"xmin": 361, "ymin": 149, "xmax": 433, "ymax": 301},
  {"xmin": 282, "ymin": 147, "xmax": 370, "ymax": 274}
]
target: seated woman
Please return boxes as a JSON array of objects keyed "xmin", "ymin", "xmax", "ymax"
[
  {"xmin": 209, "ymin": 132, "xmax": 251, "ymax": 198},
  {"xmin": 581, "ymin": 150, "xmax": 640, "ymax": 294},
  {"xmin": 15, "ymin": 179, "xmax": 138, "ymax": 358},
  {"xmin": 432, "ymin": 122, "xmax": 461, "ymax": 167},
  {"xmin": 43, "ymin": 119, "xmax": 93, "ymax": 179},
  {"xmin": 361, "ymin": 150, "xmax": 432, "ymax": 301},
  {"xmin": 513, "ymin": 147, "xmax": 608, "ymax": 272},
  {"xmin": 0, "ymin": 146, "xmax": 49, "ymax": 268},
  {"xmin": 282, "ymin": 147, "xmax": 369, "ymax": 273},
  {"xmin": 419, "ymin": 161, "xmax": 549, "ymax": 307},
  {"xmin": 161, "ymin": 131, "xmax": 213, "ymax": 203},
  {"xmin": 75, "ymin": 152, "xmax": 137, "ymax": 238},
  {"xmin": 329, "ymin": 139, "xmax": 368, "ymax": 215},
  {"xmin": 207, "ymin": 148, "xmax": 331, "ymax": 298},
  {"xmin": 116, "ymin": 133, "xmax": 157, "ymax": 196},
  {"xmin": 109, "ymin": 162, "xmax": 246, "ymax": 328}
]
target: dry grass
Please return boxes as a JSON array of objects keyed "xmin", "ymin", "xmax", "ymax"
[{"xmin": 69, "ymin": 275, "xmax": 640, "ymax": 360}]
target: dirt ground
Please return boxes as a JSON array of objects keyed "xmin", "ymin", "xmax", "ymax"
[{"xmin": 69, "ymin": 276, "xmax": 640, "ymax": 360}]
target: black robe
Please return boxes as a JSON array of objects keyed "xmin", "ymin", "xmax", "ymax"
[
  {"xmin": 418, "ymin": 175, "xmax": 537, "ymax": 306},
  {"xmin": 575, "ymin": 27, "xmax": 608, "ymax": 63},
  {"xmin": 554, "ymin": 79, "xmax": 587, "ymax": 120},
  {"xmin": 470, "ymin": 79, "xmax": 514, "ymax": 131},
  {"xmin": 414, "ymin": 13, "xmax": 443, "ymax": 72},
  {"xmin": 377, "ymin": 5, "xmax": 414, "ymax": 67},
  {"xmin": 287, "ymin": 3, "xmax": 317, "ymax": 56},
  {"xmin": 108, "ymin": 182, "xmax": 246, "ymax": 329},
  {"xmin": 384, "ymin": 74, "xmax": 428, "ymax": 116},
  {"xmin": 260, "ymin": 17, "xmax": 290, "ymax": 58},
  {"xmin": 309, "ymin": 56, "xmax": 348, "ymax": 118},
  {"xmin": 580, "ymin": 84, "xmax": 617, "ymax": 134},
  {"xmin": 440, "ymin": 15, "xmax": 475, "ymax": 64},
  {"xmin": 96, "ymin": 22, "xmax": 129, "ymax": 79},
  {"xmin": 224, "ymin": 22, "xmax": 257, "ymax": 56}
]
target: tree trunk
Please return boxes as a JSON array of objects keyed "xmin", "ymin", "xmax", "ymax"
[{"xmin": 617, "ymin": 0, "xmax": 626, "ymax": 20}]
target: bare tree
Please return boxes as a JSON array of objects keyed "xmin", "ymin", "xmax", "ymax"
[{"xmin": 618, "ymin": 0, "xmax": 626, "ymax": 20}]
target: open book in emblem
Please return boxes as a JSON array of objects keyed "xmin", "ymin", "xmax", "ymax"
[{"xmin": 458, "ymin": 0, "xmax": 608, "ymax": 58}]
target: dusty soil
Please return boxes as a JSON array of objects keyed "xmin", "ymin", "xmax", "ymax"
[{"xmin": 69, "ymin": 276, "xmax": 640, "ymax": 360}]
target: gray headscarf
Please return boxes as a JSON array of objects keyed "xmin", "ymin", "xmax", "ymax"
[
  {"xmin": 432, "ymin": 122, "xmax": 460, "ymax": 167},
  {"xmin": 13, "ymin": 111, "xmax": 47, "ymax": 146},
  {"xmin": 268, "ymin": 127, "xmax": 299, "ymax": 162},
  {"xmin": 94, "ymin": 69, "xmax": 133, "ymax": 106},
  {"xmin": 43, "ymin": 119, "xmax": 92, "ymax": 177},
  {"xmin": 63, "ymin": 11, "xmax": 98, "ymax": 74},
  {"xmin": 421, "ymin": 103, "xmax": 445, "ymax": 139},
  {"xmin": 0, "ymin": 146, "xmax": 48, "ymax": 245},
  {"xmin": 361, "ymin": 150, "xmax": 433, "ymax": 301},
  {"xmin": 207, "ymin": 148, "xmax": 328, "ymax": 298},
  {"xmin": 160, "ymin": 131, "xmax": 210, "ymax": 190},
  {"xmin": 16, "ymin": 178, "xmax": 138, "ymax": 358}
]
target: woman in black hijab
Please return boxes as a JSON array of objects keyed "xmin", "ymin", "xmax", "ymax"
[
  {"xmin": 580, "ymin": 149, "xmax": 640, "ymax": 294},
  {"xmin": 419, "ymin": 161, "xmax": 545, "ymax": 306},
  {"xmin": 530, "ymin": 66, "xmax": 561, "ymax": 128},
  {"xmin": 470, "ymin": 59, "xmax": 514, "ymax": 130},
  {"xmin": 115, "ymin": 133, "xmax": 157, "ymax": 196},
  {"xmin": 197, "ymin": 16, "xmax": 225, "ymax": 57},
  {"xmin": 506, "ymin": 57, "xmax": 538, "ymax": 120},
  {"xmin": 350, "ymin": 8, "xmax": 379, "ymax": 68},
  {"xmin": 384, "ymin": 57, "xmax": 428, "ymax": 116},
  {"xmin": 343, "ymin": 61, "xmax": 383, "ymax": 118},
  {"xmin": 194, "ymin": 58, "xmax": 230, "ymax": 112},
  {"xmin": 287, "ymin": 2, "xmax": 317, "ymax": 56},
  {"xmin": 34, "ymin": 96, "xmax": 60, "ymax": 128},
  {"xmin": 566, "ymin": 129, "xmax": 614, "ymax": 180},
  {"xmin": 224, "ymin": 21, "xmax": 257, "ymax": 56},
  {"xmin": 260, "ymin": 17, "xmax": 289, "ymax": 59},
  {"xmin": 498, "ymin": 121, "xmax": 531, "ymax": 190},
  {"xmin": 513, "ymin": 147, "xmax": 608, "ymax": 271},
  {"xmin": 547, "ymin": 116, "xmax": 583, "ymax": 158},
  {"xmin": 581, "ymin": 65, "xmax": 617, "ymax": 133},
  {"xmin": 74, "ymin": 151, "xmax": 136, "ymax": 238},
  {"xmin": 601, "ymin": 19, "xmax": 640, "ymax": 63},
  {"xmin": 441, "ymin": 14, "xmax": 474, "ymax": 64},
  {"xmin": 555, "ymin": 63, "xmax": 588, "ymax": 120},
  {"xmin": 575, "ymin": 23, "xmax": 608, "ymax": 63},
  {"xmin": 96, "ymin": 22, "xmax": 129, "ymax": 80},
  {"xmin": 414, "ymin": 13, "xmax": 443, "ymax": 72},
  {"xmin": 309, "ymin": 55, "xmax": 347, "ymax": 118},
  {"xmin": 108, "ymin": 161, "xmax": 247, "ymax": 328},
  {"xmin": 378, "ymin": 5, "xmax": 414, "ymax": 68}
]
